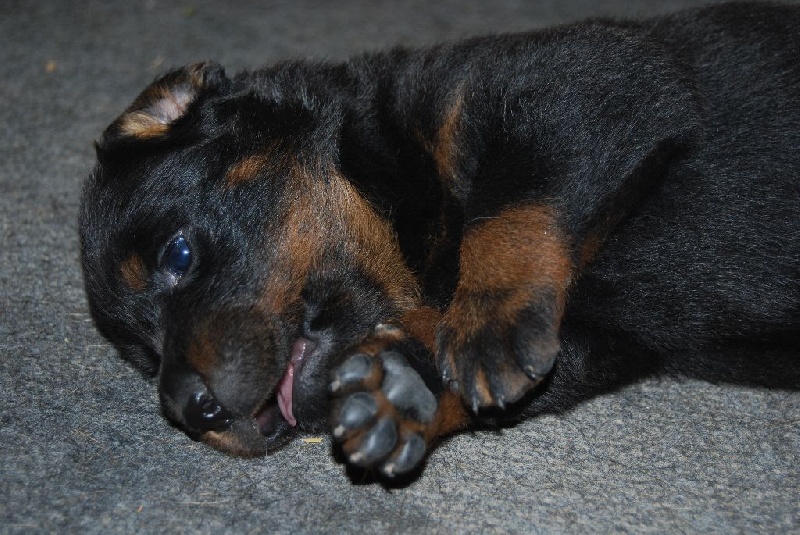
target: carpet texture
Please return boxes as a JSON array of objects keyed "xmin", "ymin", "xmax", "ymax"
[{"xmin": 1, "ymin": 1, "xmax": 798, "ymax": 533}]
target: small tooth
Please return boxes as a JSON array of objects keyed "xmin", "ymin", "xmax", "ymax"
[
  {"xmin": 383, "ymin": 463, "xmax": 396, "ymax": 477},
  {"xmin": 330, "ymin": 380, "xmax": 341, "ymax": 392},
  {"xmin": 349, "ymin": 452, "xmax": 363, "ymax": 464},
  {"xmin": 333, "ymin": 425, "xmax": 345, "ymax": 438}
]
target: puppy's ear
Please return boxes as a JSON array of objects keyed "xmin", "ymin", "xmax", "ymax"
[{"xmin": 101, "ymin": 62, "xmax": 228, "ymax": 145}]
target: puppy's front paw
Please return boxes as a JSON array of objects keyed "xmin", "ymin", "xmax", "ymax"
[
  {"xmin": 329, "ymin": 328, "xmax": 438, "ymax": 477},
  {"xmin": 437, "ymin": 204, "xmax": 571, "ymax": 412},
  {"xmin": 437, "ymin": 298, "xmax": 559, "ymax": 412}
]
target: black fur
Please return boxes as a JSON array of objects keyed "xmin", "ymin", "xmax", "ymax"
[{"xmin": 81, "ymin": 3, "xmax": 799, "ymax": 479}]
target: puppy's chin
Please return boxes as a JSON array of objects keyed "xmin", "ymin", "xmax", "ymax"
[{"xmin": 201, "ymin": 414, "xmax": 296, "ymax": 457}]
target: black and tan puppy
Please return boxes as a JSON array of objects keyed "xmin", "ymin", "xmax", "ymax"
[{"xmin": 80, "ymin": 2, "xmax": 800, "ymax": 479}]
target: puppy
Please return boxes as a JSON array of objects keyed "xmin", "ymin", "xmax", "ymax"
[{"xmin": 80, "ymin": 2, "xmax": 800, "ymax": 479}]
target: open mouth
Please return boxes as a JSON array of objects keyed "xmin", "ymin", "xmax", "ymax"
[{"xmin": 254, "ymin": 336, "xmax": 317, "ymax": 434}]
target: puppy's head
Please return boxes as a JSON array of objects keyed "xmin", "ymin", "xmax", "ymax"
[{"xmin": 80, "ymin": 62, "xmax": 418, "ymax": 455}]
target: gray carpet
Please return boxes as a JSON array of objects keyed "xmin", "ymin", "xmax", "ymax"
[{"xmin": 2, "ymin": 1, "xmax": 798, "ymax": 533}]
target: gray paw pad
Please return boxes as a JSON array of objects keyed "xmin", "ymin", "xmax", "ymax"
[
  {"xmin": 335, "ymin": 392, "xmax": 378, "ymax": 437},
  {"xmin": 330, "ymin": 353, "xmax": 374, "ymax": 391},
  {"xmin": 380, "ymin": 352, "xmax": 437, "ymax": 423},
  {"xmin": 350, "ymin": 417, "xmax": 397, "ymax": 466},
  {"xmin": 382, "ymin": 433, "xmax": 426, "ymax": 477}
]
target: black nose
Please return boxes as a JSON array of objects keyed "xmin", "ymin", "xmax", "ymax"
[{"xmin": 183, "ymin": 391, "xmax": 235, "ymax": 433}]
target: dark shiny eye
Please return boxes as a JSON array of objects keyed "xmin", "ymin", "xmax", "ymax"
[{"xmin": 163, "ymin": 235, "xmax": 192, "ymax": 277}]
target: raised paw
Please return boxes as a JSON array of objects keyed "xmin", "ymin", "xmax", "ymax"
[{"xmin": 329, "ymin": 329, "xmax": 440, "ymax": 478}]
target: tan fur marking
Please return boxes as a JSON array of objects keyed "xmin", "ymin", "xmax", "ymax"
[
  {"xmin": 325, "ymin": 168, "xmax": 419, "ymax": 311},
  {"xmin": 361, "ymin": 328, "xmax": 407, "ymax": 352},
  {"xmin": 225, "ymin": 144, "xmax": 287, "ymax": 186},
  {"xmin": 225, "ymin": 154, "xmax": 270, "ymax": 186},
  {"xmin": 432, "ymin": 90, "xmax": 465, "ymax": 183},
  {"xmin": 185, "ymin": 331, "xmax": 217, "ymax": 377},
  {"xmin": 443, "ymin": 205, "xmax": 573, "ymax": 346},
  {"xmin": 203, "ymin": 430, "xmax": 264, "ymax": 458},
  {"xmin": 459, "ymin": 206, "xmax": 571, "ymax": 290},
  {"xmin": 261, "ymin": 162, "xmax": 420, "ymax": 316},
  {"xmin": 424, "ymin": 390, "xmax": 469, "ymax": 442},
  {"xmin": 399, "ymin": 307, "xmax": 443, "ymax": 353},
  {"xmin": 117, "ymin": 63, "xmax": 208, "ymax": 139},
  {"xmin": 473, "ymin": 367, "xmax": 493, "ymax": 405},
  {"xmin": 118, "ymin": 112, "xmax": 171, "ymax": 139},
  {"xmin": 118, "ymin": 85, "xmax": 193, "ymax": 139},
  {"xmin": 119, "ymin": 253, "xmax": 148, "ymax": 291}
]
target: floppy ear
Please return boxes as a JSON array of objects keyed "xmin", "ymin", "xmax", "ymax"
[{"xmin": 102, "ymin": 61, "xmax": 227, "ymax": 144}]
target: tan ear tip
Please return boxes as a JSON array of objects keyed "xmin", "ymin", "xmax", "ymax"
[{"xmin": 101, "ymin": 62, "xmax": 228, "ymax": 144}]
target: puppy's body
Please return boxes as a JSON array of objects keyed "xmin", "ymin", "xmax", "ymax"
[{"xmin": 81, "ymin": 3, "xmax": 800, "ymax": 479}]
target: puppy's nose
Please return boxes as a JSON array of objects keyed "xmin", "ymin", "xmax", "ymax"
[{"xmin": 183, "ymin": 391, "xmax": 235, "ymax": 433}]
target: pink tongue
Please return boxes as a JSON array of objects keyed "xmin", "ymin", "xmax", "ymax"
[
  {"xmin": 276, "ymin": 338, "xmax": 313, "ymax": 427},
  {"xmin": 277, "ymin": 362, "xmax": 296, "ymax": 427}
]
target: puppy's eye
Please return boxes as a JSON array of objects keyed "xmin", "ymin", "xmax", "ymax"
[{"xmin": 163, "ymin": 235, "xmax": 192, "ymax": 277}]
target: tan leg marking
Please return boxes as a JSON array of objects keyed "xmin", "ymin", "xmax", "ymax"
[
  {"xmin": 443, "ymin": 204, "xmax": 572, "ymax": 347},
  {"xmin": 438, "ymin": 204, "xmax": 573, "ymax": 406}
]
